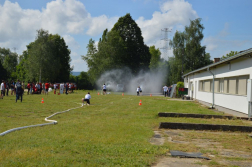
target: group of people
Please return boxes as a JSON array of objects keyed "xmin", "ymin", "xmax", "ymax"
[
  {"xmin": 1, "ymin": 79, "xmax": 77, "ymax": 102},
  {"xmin": 162, "ymin": 85, "xmax": 172, "ymax": 97},
  {"xmin": 1, "ymin": 79, "xmax": 24, "ymax": 102},
  {"xmin": 27, "ymin": 82, "xmax": 49, "ymax": 95}
]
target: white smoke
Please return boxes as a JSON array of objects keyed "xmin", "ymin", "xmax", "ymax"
[{"xmin": 96, "ymin": 67, "xmax": 167, "ymax": 94}]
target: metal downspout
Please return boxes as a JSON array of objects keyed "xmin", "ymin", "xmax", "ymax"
[{"xmin": 207, "ymin": 68, "xmax": 215, "ymax": 109}]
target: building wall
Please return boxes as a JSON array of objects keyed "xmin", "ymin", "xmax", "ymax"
[{"xmin": 185, "ymin": 57, "xmax": 252, "ymax": 115}]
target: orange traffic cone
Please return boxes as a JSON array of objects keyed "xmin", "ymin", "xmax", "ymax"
[
  {"xmin": 139, "ymin": 100, "xmax": 142, "ymax": 105},
  {"xmin": 98, "ymin": 92, "xmax": 100, "ymax": 95},
  {"xmin": 41, "ymin": 98, "xmax": 44, "ymax": 103},
  {"xmin": 122, "ymin": 93, "xmax": 124, "ymax": 96},
  {"xmin": 150, "ymin": 94, "xmax": 152, "ymax": 97}
]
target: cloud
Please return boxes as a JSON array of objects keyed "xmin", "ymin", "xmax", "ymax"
[
  {"xmin": 63, "ymin": 35, "xmax": 80, "ymax": 50},
  {"xmin": 136, "ymin": 0, "xmax": 198, "ymax": 45},
  {"xmin": 0, "ymin": 0, "xmax": 118, "ymax": 72},
  {"xmin": 203, "ymin": 23, "xmax": 252, "ymax": 58},
  {"xmin": 86, "ymin": 15, "xmax": 118, "ymax": 36},
  {"xmin": 0, "ymin": 0, "xmax": 116, "ymax": 51}
]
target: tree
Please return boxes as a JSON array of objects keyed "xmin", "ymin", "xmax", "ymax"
[
  {"xmin": 26, "ymin": 29, "xmax": 72, "ymax": 82},
  {"xmin": 83, "ymin": 14, "xmax": 151, "ymax": 83},
  {"xmin": 82, "ymin": 38, "xmax": 98, "ymax": 83},
  {"xmin": 184, "ymin": 18, "xmax": 212, "ymax": 71},
  {"xmin": 15, "ymin": 51, "xmax": 29, "ymax": 82},
  {"xmin": 221, "ymin": 51, "xmax": 238, "ymax": 60},
  {"xmin": 170, "ymin": 18, "xmax": 212, "ymax": 84},
  {"xmin": 0, "ymin": 61, "xmax": 7, "ymax": 81},
  {"xmin": 111, "ymin": 13, "xmax": 151, "ymax": 73},
  {"xmin": 149, "ymin": 46, "xmax": 161, "ymax": 72},
  {"xmin": 0, "ymin": 47, "xmax": 18, "ymax": 79}
]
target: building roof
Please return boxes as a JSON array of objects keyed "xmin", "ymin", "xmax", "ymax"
[{"xmin": 182, "ymin": 48, "xmax": 252, "ymax": 77}]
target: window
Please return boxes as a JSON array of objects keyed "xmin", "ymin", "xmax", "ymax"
[
  {"xmin": 237, "ymin": 75, "xmax": 249, "ymax": 95},
  {"xmin": 228, "ymin": 77, "xmax": 237, "ymax": 94},
  {"xmin": 204, "ymin": 80, "xmax": 211, "ymax": 92},
  {"xmin": 219, "ymin": 78, "xmax": 224, "ymax": 93},
  {"xmin": 199, "ymin": 81, "xmax": 203, "ymax": 91},
  {"xmin": 198, "ymin": 75, "xmax": 249, "ymax": 95},
  {"xmin": 214, "ymin": 79, "xmax": 220, "ymax": 92},
  {"xmin": 224, "ymin": 78, "xmax": 229, "ymax": 93}
]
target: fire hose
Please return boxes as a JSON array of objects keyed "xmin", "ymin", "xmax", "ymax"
[{"xmin": 0, "ymin": 105, "xmax": 83, "ymax": 136}]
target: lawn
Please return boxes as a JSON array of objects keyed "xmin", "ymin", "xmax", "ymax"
[{"xmin": 0, "ymin": 90, "xmax": 251, "ymax": 166}]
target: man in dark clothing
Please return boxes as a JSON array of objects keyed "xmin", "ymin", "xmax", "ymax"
[
  {"xmin": 65, "ymin": 82, "xmax": 68, "ymax": 95},
  {"xmin": 15, "ymin": 80, "xmax": 23, "ymax": 102}
]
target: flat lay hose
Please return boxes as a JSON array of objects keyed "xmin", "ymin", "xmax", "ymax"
[{"xmin": 0, "ymin": 105, "xmax": 83, "ymax": 136}]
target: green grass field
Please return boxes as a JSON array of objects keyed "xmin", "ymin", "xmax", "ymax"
[{"xmin": 0, "ymin": 90, "xmax": 252, "ymax": 166}]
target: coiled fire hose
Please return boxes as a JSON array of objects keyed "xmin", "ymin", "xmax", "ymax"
[{"xmin": 0, "ymin": 105, "xmax": 83, "ymax": 136}]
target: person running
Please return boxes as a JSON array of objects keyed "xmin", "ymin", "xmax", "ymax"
[
  {"xmin": 163, "ymin": 85, "xmax": 168, "ymax": 97},
  {"xmin": 15, "ymin": 80, "xmax": 23, "ymax": 102},
  {"xmin": 102, "ymin": 84, "xmax": 106, "ymax": 95},
  {"xmin": 1, "ymin": 80, "xmax": 4, "ymax": 99},
  {"xmin": 82, "ymin": 92, "xmax": 91, "ymax": 106}
]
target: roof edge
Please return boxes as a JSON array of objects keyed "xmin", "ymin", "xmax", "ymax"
[{"xmin": 182, "ymin": 48, "xmax": 252, "ymax": 77}]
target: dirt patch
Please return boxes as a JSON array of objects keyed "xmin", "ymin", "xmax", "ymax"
[
  {"xmin": 151, "ymin": 129, "xmax": 252, "ymax": 167},
  {"xmin": 152, "ymin": 157, "xmax": 207, "ymax": 167}
]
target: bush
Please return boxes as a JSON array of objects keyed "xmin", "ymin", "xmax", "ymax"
[{"xmin": 176, "ymin": 81, "xmax": 184, "ymax": 97}]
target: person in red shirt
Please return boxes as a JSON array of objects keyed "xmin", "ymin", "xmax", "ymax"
[
  {"xmin": 45, "ymin": 82, "xmax": 49, "ymax": 95},
  {"xmin": 39, "ymin": 82, "xmax": 42, "ymax": 94},
  {"xmin": 32, "ymin": 83, "xmax": 36, "ymax": 94},
  {"xmin": 27, "ymin": 82, "xmax": 30, "ymax": 95}
]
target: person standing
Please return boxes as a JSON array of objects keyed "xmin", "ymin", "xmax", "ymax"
[
  {"xmin": 1, "ymin": 80, "xmax": 4, "ymax": 99},
  {"xmin": 6, "ymin": 80, "xmax": 9, "ymax": 96},
  {"xmin": 139, "ymin": 86, "xmax": 142, "ymax": 96},
  {"xmin": 102, "ymin": 84, "xmax": 106, "ymax": 95},
  {"xmin": 42, "ymin": 82, "xmax": 45, "ymax": 94},
  {"xmin": 82, "ymin": 92, "xmax": 91, "ymax": 106},
  {"xmin": 10, "ymin": 80, "xmax": 15, "ymax": 95},
  {"xmin": 68, "ymin": 83, "xmax": 72, "ymax": 94},
  {"xmin": 65, "ymin": 82, "xmax": 69, "ymax": 94},
  {"xmin": 54, "ymin": 83, "xmax": 57, "ymax": 94},
  {"xmin": 163, "ymin": 85, "xmax": 168, "ymax": 97},
  {"xmin": 45, "ymin": 82, "xmax": 49, "ymax": 95},
  {"xmin": 15, "ymin": 80, "xmax": 23, "ymax": 102},
  {"xmin": 27, "ymin": 82, "xmax": 30, "ymax": 95},
  {"xmin": 30, "ymin": 82, "xmax": 33, "ymax": 94},
  {"xmin": 136, "ymin": 86, "xmax": 140, "ymax": 96}
]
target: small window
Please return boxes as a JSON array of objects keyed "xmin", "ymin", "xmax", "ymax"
[
  {"xmin": 214, "ymin": 79, "xmax": 220, "ymax": 92},
  {"xmin": 204, "ymin": 80, "xmax": 211, "ymax": 92},
  {"xmin": 219, "ymin": 78, "xmax": 224, "ymax": 93},
  {"xmin": 237, "ymin": 75, "xmax": 249, "ymax": 95},
  {"xmin": 224, "ymin": 78, "xmax": 229, "ymax": 93}
]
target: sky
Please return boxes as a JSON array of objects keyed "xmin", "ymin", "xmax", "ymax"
[{"xmin": 0, "ymin": 0, "xmax": 252, "ymax": 72}]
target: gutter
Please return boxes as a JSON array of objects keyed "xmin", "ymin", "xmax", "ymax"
[{"xmin": 207, "ymin": 68, "xmax": 215, "ymax": 109}]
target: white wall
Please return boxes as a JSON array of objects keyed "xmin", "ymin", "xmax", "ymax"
[{"xmin": 185, "ymin": 57, "xmax": 252, "ymax": 114}]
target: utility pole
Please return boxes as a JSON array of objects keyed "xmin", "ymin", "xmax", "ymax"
[{"xmin": 160, "ymin": 28, "xmax": 172, "ymax": 59}]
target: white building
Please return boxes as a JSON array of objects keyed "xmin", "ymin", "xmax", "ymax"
[{"xmin": 183, "ymin": 48, "xmax": 252, "ymax": 117}]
